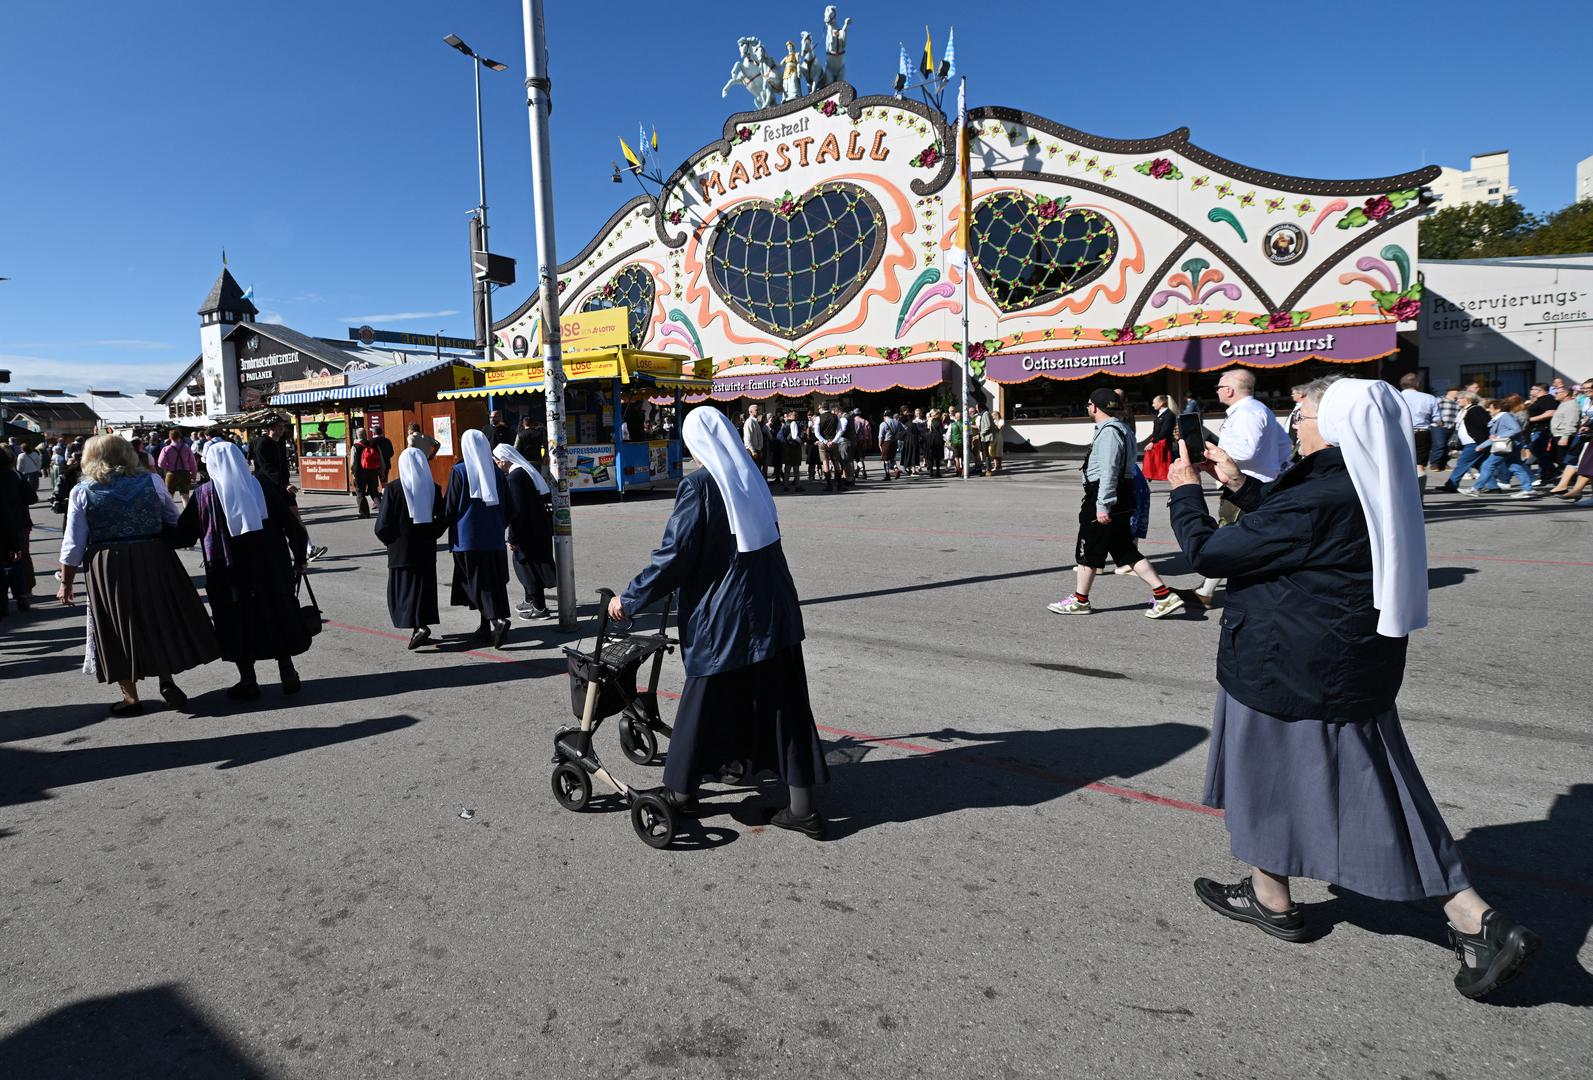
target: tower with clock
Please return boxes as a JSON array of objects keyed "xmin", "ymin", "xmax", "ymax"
[{"xmin": 197, "ymin": 265, "xmax": 258, "ymax": 417}]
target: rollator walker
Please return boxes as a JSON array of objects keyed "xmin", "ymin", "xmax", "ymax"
[{"xmin": 550, "ymin": 588, "xmax": 681, "ymax": 847}]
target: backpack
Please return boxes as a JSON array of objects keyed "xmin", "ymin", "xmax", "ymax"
[{"xmin": 359, "ymin": 441, "xmax": 382, "ymax": 472}]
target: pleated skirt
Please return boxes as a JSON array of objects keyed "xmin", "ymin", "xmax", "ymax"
[
  {"xmin": 663, "ymin": 644, "xmax": 830, "ymax": 794},
  {"xmin": 1202, "ymin": 689, "xmax": 1471, "ymax": 901},
  {"xmin": 84, "ymin": 539, "xmax": 219, "ymax": 683},
  {"xmin": 387, "ymin": 564, "xmax": 439, "ymax": 629},
  {"xmin": 449, "ymin": 550, "xmax": 511, "ymax": 621}
]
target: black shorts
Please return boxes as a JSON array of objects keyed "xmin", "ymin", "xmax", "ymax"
[
  {"xmin": 1413, "ymin": 428, "xmax": 1432, "ymax": 465},
  {"xmin": 1075, "ymin": 485, "xmax": 1140, "ymax": 569}
]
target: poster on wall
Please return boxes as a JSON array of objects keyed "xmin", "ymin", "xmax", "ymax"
[
  {"xmin": 569, "ymin": 445, "xmax": 617, "ymax": 490},
  {"xmin": 432, "ymin": 415, "xmax": 454, "ymax": 457}
]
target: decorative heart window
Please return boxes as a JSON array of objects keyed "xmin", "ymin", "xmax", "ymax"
[
  {"xmin": 971, "ymin": 192, "xmax": 1118, "ymax": 312},
  {"xmin": 706, "ymin": 182, "xmax": 887, "ymax": 339},
  {"xmin": 580, "ymin": 265, "xmax": 655, "ymax": 348}
]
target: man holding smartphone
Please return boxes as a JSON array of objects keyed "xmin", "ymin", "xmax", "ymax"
[{"xmin": 1193, "ymin": 369, "xmax": 1293, "ymax": 608}]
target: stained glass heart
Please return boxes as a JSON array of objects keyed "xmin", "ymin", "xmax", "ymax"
[
  {"xmin": 581, "ymin": 265, "xmax": 656, "ymax": 348},
  {"xmin": 706, "ymin": 182, "xmax": 886, "ymax": 339},
  {"xmin": 971, "ymin": 193, "xmax": 1118, "ymax": 312}
]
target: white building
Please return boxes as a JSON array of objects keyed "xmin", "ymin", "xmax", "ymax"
[
  {"xmin": 1577, "ymin": 154, "xmax": 1593, "ymax": 204},
  {"xmin": 1427, "ymin": 151, "xmax": 1517, "ymax": 210},
  {"xmin": 1418, "ymin": 253, "xmax": 1593, "ymax": 394}
]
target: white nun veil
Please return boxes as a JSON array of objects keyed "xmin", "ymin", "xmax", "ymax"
[
  {"xmin": 203, "ymin": 440, "xmax": 267, "ymax": 537},
  {"xmin": 1317, "ymin": 378, "xmax": 1428, "ymax": 638},
  {"xmin": 460, "ymin": 428, "xmax": 500, "ymax": 506},
  {"xmin": 398, "ymin": 446, "xmax": 435, "ymax": 524},
  {"xmin": 492, "ymin": 442, "xmax": 550, "ymax": 495},
  {"xmin": 682, "ymin": 408, "xmax": 780, "ymax": 553}
]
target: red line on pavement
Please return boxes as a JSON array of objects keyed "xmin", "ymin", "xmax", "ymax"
[{"xmin": 324, "ymin": 620, "xmax": 528, "ymax": 666}]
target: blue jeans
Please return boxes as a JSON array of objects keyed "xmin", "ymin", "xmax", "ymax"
[
  {"xmin": 1474, "ymin": 451, "xmax": 1532, "ymax": 491},
  {"xmin": 1444, "ymin": 441, "xmax": 1486, "ymax": 488},
  {"xmin": 1428, "ymin": 426, "xmax": 1454, "ymax": 468}
]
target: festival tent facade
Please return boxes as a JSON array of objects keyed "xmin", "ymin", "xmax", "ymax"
[{"xmin": 491, "ymin": 82, "xmax": 1436, "ymax": 446}]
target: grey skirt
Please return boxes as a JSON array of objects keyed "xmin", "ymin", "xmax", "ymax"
[{"xmin": 1202, "ymin": 689, "xmax": 1471, "ymax": 902}]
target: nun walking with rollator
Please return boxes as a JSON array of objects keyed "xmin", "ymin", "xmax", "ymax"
[
  {"xmin": 374, "ymin": 447, "xmax": 444, "ymax": 649},
  {"xmin": 1167, "ymin": 376, "xmax": 1537, "ymax": 1000},
  {"xmin": 174, "ymin": 441, "xmax": 311, "ymax": 699},
  {"xmin": 443, "ymin": 429, "xmax": 512, "ymax": 647},
  {"xmin": 492, "ymin": 443, "xmax": 556, "ymax": 621},
  {"xmin": 608, "ymin": 407, "xmax": 830, "ymax": 837}
]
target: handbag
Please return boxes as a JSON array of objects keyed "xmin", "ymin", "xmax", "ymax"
[
  {"xmin": 1490, "ymin": 436, "xmax": 1513, "ymax": 455},
  {"xmin": 297, "ymin": 570, "xmax": 323, "ymax": 638}
]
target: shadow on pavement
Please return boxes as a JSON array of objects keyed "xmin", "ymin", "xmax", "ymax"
[
  {"xmin": 818, "ymin": 722, "xmax": 1208, "ymax": 840},
  {"xmin": 0, "ymin": 984, "xmax": 277, "ymax": 1080},
  {"xmin": 1428, "ymin": 566, "xmax": 1478, "ymax": 589},
  {"xmin": 0, "ymin": 714, "xmax": 419, "ymax": 807},
  {"xmin": 1310, "ymin": 782, "xmax": 1593, "ymax": 1008}
]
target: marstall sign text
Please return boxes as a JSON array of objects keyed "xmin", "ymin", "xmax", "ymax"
[{"xmin": 696, "ymin": 125, "xmax": 890, "ymax": 204}]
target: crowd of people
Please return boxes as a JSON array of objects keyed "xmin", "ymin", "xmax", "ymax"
[{"xmin": 734, "ymin": 400, "xmax": 1005, "ymax": 493}]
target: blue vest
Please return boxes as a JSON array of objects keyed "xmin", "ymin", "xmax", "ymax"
[{"xmin": 82, "ymin": 474, "xmax": 162, "ymax": 545}]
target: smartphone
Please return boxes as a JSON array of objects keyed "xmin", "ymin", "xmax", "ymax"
[{"xmin": 1177, "ymin": 413, "xmax": 1207, "ymax": 464}]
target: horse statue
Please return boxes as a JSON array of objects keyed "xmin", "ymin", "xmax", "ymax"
[
  {"xmin": 798, "ymin": 30, "xmax": 820, "ymax": 96},
  {"xmin": 818, "ymin": 6, "xmax": 851, "ymax": 90},
  {"xmin": 721, "ymin": 36, "xmax": 782, "ymax": 109}
]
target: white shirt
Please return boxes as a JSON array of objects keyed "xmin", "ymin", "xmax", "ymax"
[
  {"xmin": 59, "ymin": 474, "xmax": 181, "ymax": 567},
  {"xmin": 1400, "ymin": 388, "xmax": 1438, "ymax": 431},
  {"xmin": 1219, "ymin": 395, "xmax": 1293, "ymax": 482},
  {"xmin": 17, "ymin": 450, "xmax": 43, "ymax": 476}
]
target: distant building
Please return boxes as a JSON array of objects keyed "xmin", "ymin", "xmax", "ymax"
[
  {"xmin": 0, "ymin": 389, "xmax": 101, "ymax": 438},
  {"xmin": 1427, "ymin": 151, "xmax": 1517, "ymax": 210},
  {"xmin": 1577, "ymin": 154, "xmax": 1593, "ymax": 204},
  {"xmin": 1418, "ymin": 253, "xmax": 1593, "ymax": 394}
]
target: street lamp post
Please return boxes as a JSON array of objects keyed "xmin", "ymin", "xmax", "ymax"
[{"xmin": 443, "ymin": 34, "xmax": 508, "ymax": 364}]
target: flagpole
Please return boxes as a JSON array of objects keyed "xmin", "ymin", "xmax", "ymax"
[{"xmin": 958, "ymin": 76, "xmax": 970, "ymax": 481}]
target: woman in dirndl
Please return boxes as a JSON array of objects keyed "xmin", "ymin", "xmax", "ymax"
[
  {"xmin": 56, "ymin": 435, "xmax": 218, "ymax": 715},
  {"xmin": 492, "ymin": 442, "xmax": 556, "ymax": 620},
  {"xmin": 374, "ymin": 447, "xmax": 444, "ymax": 649},
  {"xmin": 174, "ymin": 441, "xmax": 311, "ymax": 699},
  {"xmin": 610, "ymin": 408, "xmax": 829, "ymax": 837},
  {"xmin": 442, "ymin": 429, "xmax": 512, "ymax": 647},
  {"xmin": 1167, "ymin": 376, "xmax": 1536, "ymax": 1000},
  {"xmin": 1140, "ymin": 395, "xmax": 1175, "ymax": 481}
]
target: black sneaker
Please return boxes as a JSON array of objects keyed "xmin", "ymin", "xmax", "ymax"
[
  {"xmin": 306, "ymin": 545, "xmax": 329, "ymax": 562},
  {"xmin": 515, "ymin": 601, "xmax": 534, "ymax": 613},
  {"xmin": 768, "ymin": 807, "xmax": 826, "ymax": 839},
  {"xmin": 1193, "ymin": 876, "xmax": 1307, "ymax": 941},
  {"xmin": 1449, "ymin": 909, "xmax": 1538, "ymax": 999}
]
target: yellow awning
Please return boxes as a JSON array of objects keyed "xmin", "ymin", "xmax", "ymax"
[{"xmin": 441, "ymin": 348, "xmax": 711, "ymax": 400}]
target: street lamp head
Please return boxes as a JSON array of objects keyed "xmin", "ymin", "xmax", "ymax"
[
  {"xmin": 443, "ymin": 33, "xmax": 473, "ymax": 56},
  {"xmin": 480, "ymin": 57, "xmax": 508, "ymax": 72}
]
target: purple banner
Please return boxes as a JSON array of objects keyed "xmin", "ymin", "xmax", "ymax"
[
  {"xmin": 706, "ymin": 357, "xmax": 957, "ymax": 400},
  {"xmin": 983, "ymin": 322, "xmax": 1398, "ymax": 384}
]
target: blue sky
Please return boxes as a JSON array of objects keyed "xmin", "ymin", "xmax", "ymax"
[{"xmin": 2, "ymin": 0, "xmax": 1588, "ymax": 393}]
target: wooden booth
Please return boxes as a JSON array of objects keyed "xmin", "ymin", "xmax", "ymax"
[
  {"xmin": 271, "ymin": 358, "xmax": 482, "ymax": 493},
  {"xmin": 438, "ymin": 349, "xmax": 711, "ymax": 495}
]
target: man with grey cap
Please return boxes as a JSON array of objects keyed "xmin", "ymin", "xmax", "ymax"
[{"xmin": 1050, "ymin": 388, "xmax": 1185, "ymax": 619}]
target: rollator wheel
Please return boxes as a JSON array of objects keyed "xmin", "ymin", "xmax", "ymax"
[
  {"xmin": 550, "ymin": 762, "xmax": 591, "ymax": 812},
  {"xmin": 630, "ymin": 793, "xmax": 676, "ymax": 849},
  {"xmin": 619, "ymin": 716, "xmax": 658, "ymax": 766}
]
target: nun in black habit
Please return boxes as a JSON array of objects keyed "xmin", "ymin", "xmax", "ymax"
[
  {"xmin": 374, "ymin": 447, "xmax": 444, "ymax": 649},
  {"xmin": 492, "ymin": 442, "xmax": 556, "ymax": 620},
  {"xmin": 610, "ymin": 407, "xmax": 829, "ymax": 837},
  {"xmin": 174, "ymin": 441, "xmax": 310, "ymax": 698},
  {"xmin": 443, "ymin": 429, "xmax": 512, "ymax": 647}
]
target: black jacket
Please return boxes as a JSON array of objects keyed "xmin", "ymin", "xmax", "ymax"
[
  {"xmin": 1149, "ymin": 408, "xmax": 1176, "ymax": 447},
  {"xmin": 373, "ymin": 483, "xmax": 445, "ymax": 569},
  {"xmin": 503, "ymin": 468, "xmax": 555, "ymax": 588},
  {"xmin": 1168, "ymin": 447, "xmax": 1407, "ymax": 722},
  {"xmin": 620, "ymin": 470, "xmax": 804, "ymax": 677},
  {"xmin": 1460, "ymin": 404, "xmax": 1490, "ymax": 443},
  {"xmin": 250, "ymin": 435, "xmax": 290, "ymax": 490}
]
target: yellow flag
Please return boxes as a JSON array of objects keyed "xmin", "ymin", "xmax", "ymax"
[
  {"xmin": 651, "ymin": 127, "xmax": 658, "ymax": 152},
  {"xmin": 920, "ymin": 26, "xmax": 934, "ymax": 78},
  {"xmin": 955, "ymin": 79, "xmax": 970, "ymax": 261},
  {"xmin": 619, "ymin": 137, "xmax": 641, "ymax": 169}
]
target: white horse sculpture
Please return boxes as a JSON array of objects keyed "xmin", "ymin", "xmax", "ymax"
[{"xmin": 721, "ymin": 37, "xmax": 783, "ymax": 109}]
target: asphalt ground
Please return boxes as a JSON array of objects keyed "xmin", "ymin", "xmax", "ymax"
[{"xmin": 2, "ymin": 458, "xmax": 1589, "ymax": 1079}]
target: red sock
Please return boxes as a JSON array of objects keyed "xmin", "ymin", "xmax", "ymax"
[
  {"xmin": 1073, "ymin": 592, "xmax": 1090, "ymax": 605},
  {"xmin": 1153, "ymin": 585, "xmax": 1171, "ymax": 600}
]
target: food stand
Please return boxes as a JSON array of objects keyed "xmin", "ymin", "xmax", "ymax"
[
  {"xmin": 271, "ymin": 358, "xmax": 481, "ymax": 492},
  {"xmin": 438, "ymin": 348, "xmax": 711, "ymax": 495}
]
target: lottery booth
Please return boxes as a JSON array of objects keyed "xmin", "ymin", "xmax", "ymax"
[{"xmin": 438, "ymin": 343, "xmax": 711, "ymax": 496}]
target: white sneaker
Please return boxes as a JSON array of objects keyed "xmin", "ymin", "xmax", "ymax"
[
  {"xmin": 1509, "ymin": 490, "xmax": 1537, "ymax": 500},
  {"xmin": 1114, "ymin": 564, "xmax": 1136, "ymax": 575},
  {"xmin": 1145, "ymin": 593, "xmax": 1186, "ymax": 619},
  {"xmin": 1462, "ymin": 487, "xmax": 1482, "ymax": 497},
  {"xmin": 1047, "ymin": 597, "xmax": 1092, "ymax": 615}
]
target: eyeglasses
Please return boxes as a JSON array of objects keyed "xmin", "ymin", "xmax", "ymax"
[{"xmin": 1296, "ymin": 413, "xmax": 1318, "ymax": 422}]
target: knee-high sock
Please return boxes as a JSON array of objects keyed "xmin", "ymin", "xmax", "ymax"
[{"xmin": 789, "ymin": 785, "xmax": 814, "ymax": 817}]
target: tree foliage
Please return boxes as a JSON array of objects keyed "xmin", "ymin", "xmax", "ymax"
[{"xmin": 1419, "ymin": 199, "xmax": 1593, "ymax": 260}]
